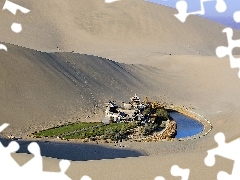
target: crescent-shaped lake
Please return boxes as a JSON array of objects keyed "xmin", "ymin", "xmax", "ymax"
[{"xmin": 169, "ymin": 111, "xmax": 204, "ymax": 138}]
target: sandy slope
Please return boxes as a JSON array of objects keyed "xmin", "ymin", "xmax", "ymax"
[
  {"xmin": 2, "ymin": 48, "xmax": 240, "ymax": 179},
  {"xmin": 0, "ymin": 43, "xmax": 162, "ymax": 137},
  {"xmin": 1, "ymin": 0, "xmax": 240, "ymax": 179},
  {"xmin": 1, "ymin": 0, "xmax": 240, "ymax": 58}
]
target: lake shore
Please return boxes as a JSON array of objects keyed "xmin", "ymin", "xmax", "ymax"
[
  {"xmin": 19, "ymin": 106, "xmax": 211, "ymax": 143},
  {"xmin": 0, "ymin": 106, "xmax": 213, "ymax": 162},
  {"xmin": 166, "ymin": 106, "xmax": 212, "ymax": 140}
]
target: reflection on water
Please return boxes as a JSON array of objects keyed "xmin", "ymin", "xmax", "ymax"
[{"xmin": 169, "ymin": 112, "xmax": 204, "ymax": 138}]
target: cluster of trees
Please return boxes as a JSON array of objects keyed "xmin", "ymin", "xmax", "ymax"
[
  {"xmin": 142, "ymin": 106, "xmax": 170, "ymax": 135},
  {"xmin": 103, "ymin": 122, "xmax": 137, "ymax": 141}
]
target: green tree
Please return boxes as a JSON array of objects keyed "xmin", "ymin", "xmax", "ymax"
[
  {"xmin": 143, "ymin": 106, "xmax": 151, "ymax": 116},
  {"xmin": 155, "ymin": 108, "xmax": 169, "ymax": 120}
]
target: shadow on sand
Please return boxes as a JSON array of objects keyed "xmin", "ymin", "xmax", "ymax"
[{"xmin": 0, "ymin": 138, "xmax": 144, "ymax": 161}]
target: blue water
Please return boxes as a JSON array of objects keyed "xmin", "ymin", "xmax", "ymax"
[{"xmin": 169, "ymin": 112, "xmax": 204, "ymax": 138}]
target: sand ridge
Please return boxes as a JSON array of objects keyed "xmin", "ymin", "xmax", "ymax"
[
  {"xmin": 1, "ymin": 0, "xmax": 240, "ymax": 56},
  {"xmin": 0, "ymin": 42, "xmax": 163, "ymax": 137}
]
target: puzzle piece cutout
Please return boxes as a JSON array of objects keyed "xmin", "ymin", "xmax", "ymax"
[
  {"xmin": 233, "ymin": 11, "xmax": 240, "ymax": 23},
  {"xmin": 20, "ymin": 142, "xmax": 43, "ymax": 177},
  {"xmin": 154, "ymin": 176, "xmax": 165, "ymax": 180},
  {"xmin": 175, "ymin": 0, "xmax": 227, "ymax": 22},
  {"xmin": 171, "ymin": 165, "xmax": 190, "ymax": 180},
  {"xmin": 0, "ymin": 123, "xmax": 9, "ymax": 132},
  {"xmin": 2, "ymin": 0, "xmax": 30, "ymax": 15},
  {"xmin": 215, "ymin": 27, "xmax": 240, "ymax": 78},
  {"xmin": 154, "ymin": 165, "xmax": 190, "ymax": 180},
  {"xmin": 2, "ymin": 0, "xmax": 30, "ymax": 33},
  {"xmin": 24, "ymin": 159, "xmax": 72, "ymax": 180},
  {"xmin": 0, "ymin": 140, "xmax": 20, "ymax": 178},
  {"xmin": 204, "ymin": 132, "xmax": 240, "ymax": 180},
  {"xmin": 0, "ymin": 123, "xmax": 22, "ymax": 178},
  {"xmin": 0, "ymin": 124, "xmax": 92, "ymax": 180},
  {"xmin": 105, "ymin": 0, "xmax": 121, "ymax": 3},
  {"xmin": 0, "ymin": 44, "xmax": 7, "ymax": 51}
]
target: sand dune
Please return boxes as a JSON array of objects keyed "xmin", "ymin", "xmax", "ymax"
[
  {"xmin": 1, "ymin": 0, "xmax": 240, "ymax": 179},
  {"xmin": 1, "ymin": 0, "xmax": 240, "ymax": 61},
  {"xmin": 0, "ymin": 43, "xmax": 161, "ymax": 137},
  {"xmin": 2, "ymin": 47, "xmax": 240, "ymax": 179}
]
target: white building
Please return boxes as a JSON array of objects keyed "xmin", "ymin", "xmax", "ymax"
[{"xmin": 130, "ymin": 94, "xmax": 141, "ymax": 108}]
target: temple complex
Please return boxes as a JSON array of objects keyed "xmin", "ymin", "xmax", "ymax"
[{"xmin": 130, "ymin": 94, "xmax": 141, "ymax": 107}]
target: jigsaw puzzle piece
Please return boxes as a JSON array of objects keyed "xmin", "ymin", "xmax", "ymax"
[
  {"xmin": 105, "ymin": 0, "xmax": 120, "ymax": 3},
  {"xmin": 171, "ymin": 165, "xmax": 190, "ymax": 180},
  {"xmin": 39, "ymin": 162, "xmax": 72, "ymax": 180},
  {"xmin": 205, "ymin": 132, "xmax": 240, "ymax": 180},
  {"xmin": 218, "ymin": 171, "xmax": 236, "ymax": 180},
  {"xmin": 215, "ymin": 0, "xmax": 227, "ymax": 13},
  {"xmin": 2, "ymin": 0, "xmax": 30, "ymax": 33},
  {"xmin": 2, "ymin": 0, "xmax": 30, "ymax": 15},
  {"xmin": 217, "ymin": 154, "xmax": 240, "ymax": 180},
  {"xmin": 21, "ymin": 142, "xmax": 43, "ymax": 175},
  {"xmin": 0, "ymin": 140, "xmax": 21, "ymax": 178},
  {"xmin": 216, "ymin": 45, "xmax": 228, "ymax": 58},
  {"xmin": 175, "ymin": 0, "xmax": 226, "ymax": 22},
  {"xmin": 0, "ymin": 44, "xmax": 8, "ymax": 51},
  {"xmin": 0, "ymin": 124, "xmax": 20, "ymax": 177},
  {"xmin": 175, "ymin": 0, "xmax": 212, "ymax": 23},
  {"xmin": 175, "ymin": 1, "xmax": 189, "ymax": 23},
  {"xmin": 205, "ymin": 132, "xmax": 240, "ymax": 165},
  {"xmin": 0, "ymin": 123, "xmax": 9, "ymax": 132},
  {"xmin": 204, "ymin": 132, "xmax": 225, "ymax": 166},
  {"xmin": 233, "ymin": 11, "xmax": 240, "ymax": 23},
  {"xmin": 81, "ymin": 175, "xmax": 92, "ymax": 180},
  {"xmin": 39, "ymin": 160, "xmax": 91, "ymax": 180},
  {"xmin": 0, "ymin": 124, "xmax": 91, "ymax": 179},
  {"xmin": 154, "ymin": 176, "xmax": 165, "ymax": 180},
  {"xmin": 216, "ymin": 28, "xmax": 240, "ymax": 78}
]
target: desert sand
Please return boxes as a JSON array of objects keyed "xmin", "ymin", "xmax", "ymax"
[{"xmin": 1, "ymin": 0, "xmax": 240, "ymax": 179}]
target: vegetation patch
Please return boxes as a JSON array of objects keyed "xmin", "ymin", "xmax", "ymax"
[
  {"xmin": 33, "ymin": 122, "xmax": 101, "ymax": 138},
  {"xmin": 32, "ymin": 95, "xmax": 177, "ymax": 142},
  {"xmin": 33, "ymin": 122, "xmax": 138, "ymax": 141},
  {"xmin": 32, "ymin": 108, "xmax": 174, "ymax": 142},
  {"xmin": 63, "ymin": 122, "xmax": 137, "ymax": 140}
]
